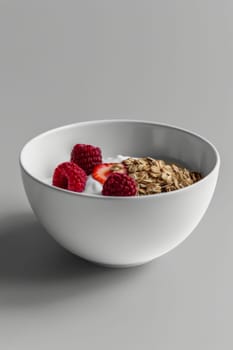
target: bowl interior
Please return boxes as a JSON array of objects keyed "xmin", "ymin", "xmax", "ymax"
[{"xmin": 20, "ymin": 121, "xmax": 218, "ymax": 183}]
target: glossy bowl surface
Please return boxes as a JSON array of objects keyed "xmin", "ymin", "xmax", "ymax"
[{"xmin": 20, "ymin": 120, "xmax": 220, "ymax": 266}]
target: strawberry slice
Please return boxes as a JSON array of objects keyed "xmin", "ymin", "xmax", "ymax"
[{"xmin": 92, "ymin": 163, "xmax": 127, "ymax": 184}]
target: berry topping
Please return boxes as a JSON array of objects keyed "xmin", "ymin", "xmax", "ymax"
[
  {"xmin": 92, "ymin": 163, "xmax": 127, "ymax": 184},
  {"xmin": 102, "ymin": 173, "xmax": 138, "ymax": 196},
  {"xmin": 52, "ymin": 162, "xmax": 87, "ymax": 192},
  {"xmin": 71, "ymin": 144, "xmax": 102, "ymax": 175}
]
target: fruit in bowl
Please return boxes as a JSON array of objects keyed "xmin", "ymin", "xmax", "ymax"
[
  {"xmin": 51, "ymin": 142, "xmax": 203, "ymax": 196},
  {"xmin": 20, "ymin": 120, "xmax": 220, "ymax": 267}
]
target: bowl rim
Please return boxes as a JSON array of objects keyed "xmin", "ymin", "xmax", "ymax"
[{"xmin": 19, "ymin": 119, "xmax": 220, "ymax": 200}]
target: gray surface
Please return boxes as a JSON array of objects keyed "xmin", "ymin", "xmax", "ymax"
[{"xmin": 0, "ymin": 1, "xmax": 231, "ymax": 349}]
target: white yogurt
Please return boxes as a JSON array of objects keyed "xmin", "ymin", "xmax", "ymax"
[
  {"xmin": 84, "ymin": 176, "xmax": 102, "ymax": 194},
  {"xmin": 46, "ymin": 155, "xmax": 129, "ymax": 195}
]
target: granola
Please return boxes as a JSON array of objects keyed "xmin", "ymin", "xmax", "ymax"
[{"xmin": 123, "ymin": 157, "xmax": 202, "ymax": 195}]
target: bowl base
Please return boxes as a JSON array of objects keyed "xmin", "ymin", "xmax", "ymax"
[{"xmin": 80, "ymin": 256, "xmax": 155, "ymax": 268}]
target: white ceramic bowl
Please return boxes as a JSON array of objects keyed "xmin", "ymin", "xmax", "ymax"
[{"xmin": 20, "ymin": 120, "xmax": 220, "ymax": 267}]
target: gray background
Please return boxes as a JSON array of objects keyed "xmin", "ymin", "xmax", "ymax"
[{"xmin": 0, "ymin": 1, "xmax": 231, "ymax": 349}]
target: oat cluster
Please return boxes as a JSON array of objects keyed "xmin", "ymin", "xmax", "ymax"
[{"xmin": 123, "ymin": 157, "xmax": 202, "ymax": 195}]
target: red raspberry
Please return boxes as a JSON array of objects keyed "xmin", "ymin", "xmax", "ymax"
[
  {"xmin": 52, "ymin": 162, "xmax": 87, "ymax": 192},
  {"xmin": 102, "ymin": 173, "xmax": 138, "ymax": 196},
  {"xmin": 71, "ymin": 144, "xmax": 102, "ymax": 175}
]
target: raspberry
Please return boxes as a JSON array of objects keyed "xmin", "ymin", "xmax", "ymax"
[
  {"xmin": 71, "ymin": 144, "xmax": 102, "ymax": 175},
  {"xmin": 102, "ymin": 173, "xmax": 137, "ymax": 196},
  {"xmin": 52, "ymin": 162, "xmax": 87, "ymax": 192}
]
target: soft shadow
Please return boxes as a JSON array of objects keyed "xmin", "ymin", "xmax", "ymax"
[{"xmin": 0, "ymin": 213, "xmax": 146, "ymax": 307}]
